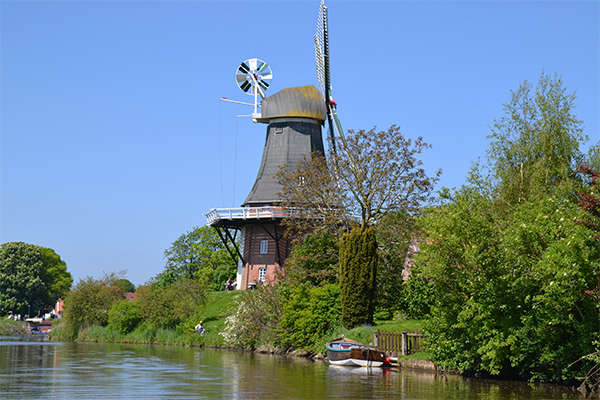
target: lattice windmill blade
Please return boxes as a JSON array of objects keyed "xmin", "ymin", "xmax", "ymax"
[
  {"xmin": 315, "ymin": 0, "xmax": 345, "ymax": 155},
  {"xmin": 235, "ymin": 58, "xmax": 273, "ymax": 98}
]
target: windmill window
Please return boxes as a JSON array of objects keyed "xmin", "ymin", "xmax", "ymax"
[
  {"xmin": 258, "ymin": 267, "xmax": 267, "ymax": 282},
  {"xmin": 275, "ymin": 127, "xmax": 283, "ymax": 134},
  {"xmin": 260, "ymin": 240, "xmax": 268, "ymax": 254}
]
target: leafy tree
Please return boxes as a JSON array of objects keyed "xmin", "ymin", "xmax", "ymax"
[
  {"xmin": 0, "ymin": 242, "xmax": 45, "ymax": 315},
  {"xmin": 157, "ymin": 226, "xmax": 237, "ymax": 290},
  {"xmin": 39, "ymin": 247, "xmax": 73, "ymax": 306},
  {"xmin": 113, "ymin": 278, "xmax": 136, "ymax": 293},
  {"xmin": 487, "ymin": 71, "xmax": 586, "ymax": 205},
  {"xmin": 277, "ymin": 283, "xmax": 341, "ymax": 352},
  {"xmin": 375, "ymin": 211, "xmax": 415, "ymax": 316},
  {"xmin": 220, "ymin": 283, "xmax": 289, "ymax": 349},
  {"xmin": 278, "ymin": 125, "xmax": 440, "ymax": 234},
  {"xmin": 339, "ymin": 227, "xmax": 378, "ymax": 328},
  {"xmin": 414, "ymin": 72, "xmax": 599, "ymax": 381},
  {"xmin": 62, "ymin": 273, "xmax": 125, "ymax": 339},
  {"xmin": 108, "ymin": 299, "xmax": 141, "ymax": 334},
  {"xmin": 283, "ymin": 232, "xmax": 339, "ymax": 286},
  {"xmin": 418, "ymin": 195, "xmax": 599, "ymax": 380},
  {"xmin": 278, "ymin": 125, "xmax": 439, "ymax": 326},
  {"xmin": 0, "ymin": 242, "xmax": 72, "ymax": 316},
  {"xmin": 136, "ymin": 278, "xmax": 207, "ymax": 329}
]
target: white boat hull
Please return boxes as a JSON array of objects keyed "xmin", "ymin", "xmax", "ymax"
[{"xmin": 328, "ymin": 358, "xmax": 384, "ymax": 367}]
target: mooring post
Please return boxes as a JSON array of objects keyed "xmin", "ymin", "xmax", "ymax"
[{"xmin": 402, "ymin": 331, "xmax": 408, "ymax": 356}]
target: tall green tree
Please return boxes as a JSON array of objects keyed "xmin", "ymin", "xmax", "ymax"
[
  {"xmin": 487, "ymin": 71, "xmax": 586, "ymax": 205},
  {"xmin": 39, "ymin": 247, "xmax": 73, "ymax": 307},
  {"xmin": 62, "ymin": 272, "xmax": 125, "ymax": 339},
  {"xmin": 414, "ymin": 71, "xmax": 599, "ymax": 381},
  {"xmin": 279, "ymin": 125, "xmax": 440, "ymax": 324},
  {"xmin": 157, "ymin": 226, "xmax": 237, "ymax": 290},
  {"xmin": 0, "ymin": 242, "xmax": 72, "ymax": 316},
  {"xmin": 339, "ymin": 227, "xmax": 378, "ymax": 328}
]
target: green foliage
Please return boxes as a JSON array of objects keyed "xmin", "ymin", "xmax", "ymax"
[
  {"xmin": 0, "ymin": 242, "xmax": 46, "ymax": 315},
  {"xmin": 418, "ymin": 190, "xmax": 600, "ymax": 380},
  {"xmin": 284, "ymin": 232, "xmax": 339, "ymax": 286},
  {"xmin": 38, "ymin": 247, "xmax": 73, "ymax": 307},
  {"xmin": 157, "ymin": 226, "xmax": 237, "ymax": 291},
  {"xmin": 487, "ymin": 71, "xmax": 586, "ymax": 205},
  {"xmin": 400, "ymin": 272, "xmax": 435, "ymax": 319},
  {"xmin": 136, "ymin": 278, "xmax": 207, "ymax": 329},
  {"xmin": 339, "ymin": 227, "xmax": 377, "ymax": 328},
  {"xmin": 113, "ymin": 279, "xmax": 136, "ymax": 293},
  {"xmin": 375, "ymin": 211, "xmax": 415, "ymax": 314},
  {"xmin": 413, "ymin": 73, "xmax": 600, "ymax": 382},
  {"xmin": 108, "ymin": 299, "xmax": 141, "ymax": 334},
  {"xmin": 63, "ymin": 275, "xmax": 125, "ymax": 339},
  {"xmin": 277, "ymin": 284, "xmax": 342, "ymax": 352},
  {"xmin": 0, "ymin": 242, "xmax": 72, "ymax": 316},
  {"xmin": 0, "ymin": 319, "xmax": 27, "ymax": 335},
  {"xmin": 220, "ymin": 283, "xmax": 289, "ymax": 349}
]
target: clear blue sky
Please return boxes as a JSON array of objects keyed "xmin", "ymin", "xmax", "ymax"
[{"xmin": 1, "ymin": 1, "xmax": 598, "ymax": 287}]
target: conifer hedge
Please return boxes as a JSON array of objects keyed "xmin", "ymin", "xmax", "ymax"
[{"xmin": 339, "ymin": 227, "xmax": 377, "ymax": 328}]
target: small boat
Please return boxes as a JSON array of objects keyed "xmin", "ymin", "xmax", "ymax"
[{"xmin": 326, "ymin": 336, "xmax": 389, "ymax": 367}]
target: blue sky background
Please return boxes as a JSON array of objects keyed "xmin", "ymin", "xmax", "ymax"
[{"xmin": 1, "ymin": 1, "xmax": 598, "ymax": 287}]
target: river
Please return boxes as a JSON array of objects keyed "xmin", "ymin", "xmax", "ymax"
[{"xmin": 0, "ymin": 335, "xmax": 583, "ymax": 399}]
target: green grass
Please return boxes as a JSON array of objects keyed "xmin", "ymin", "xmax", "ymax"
[
  {"xmin": 50, "ymin": 290, "xmax": 245, "ymax": 347},
  {"xmin": 0, "ymin": 319, "xmax": 27, "ymax": 335},
  {"xmin": 373, "ymin": 319, "xmax": 424, "ymax": 332}
]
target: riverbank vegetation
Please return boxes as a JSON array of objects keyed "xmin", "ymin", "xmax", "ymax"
[
  {"xmin": 11, "ymin": 70, "xmax": 600, "ymax": 389},
  {"xmin": 0, "ymin": 242, "xmax": 72, "ymax": 317},
  {"xmin": 0, "ymin": 319, "xmax": 27, "ymax": 335}
]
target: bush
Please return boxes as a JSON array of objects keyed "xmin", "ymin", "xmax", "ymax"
[
  {"xmin": 220, "ymin": 283, "xmax": 289, "ymax": 349},
  {"xmin": 136, "ymin": 278, "xmax": 207, "ymax": 329},
  {"xmin": 62, "ymin": 276, "xmax": 124, "ymax": 339},
  {"xmin": 277, "ymin": 283, "xmax": 342, "ymax": 352},
  {"xmin": 108, "ymin": 299, "xmax": 141, "ymax": 334}
]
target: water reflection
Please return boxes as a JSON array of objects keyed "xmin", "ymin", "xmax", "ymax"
[{"xmin": 0, "ymin": 336, "xmax": 583, "ymax": 399}]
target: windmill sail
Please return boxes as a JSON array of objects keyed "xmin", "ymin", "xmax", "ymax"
[{"xmin": 314, "ymin": 0, "xmax": 345, "ymax": 155}]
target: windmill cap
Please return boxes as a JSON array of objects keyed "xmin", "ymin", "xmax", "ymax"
[{"xmin": 255, "ymin": 85, "xmax": 326, "ymax": 124}]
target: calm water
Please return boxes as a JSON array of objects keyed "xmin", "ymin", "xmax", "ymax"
[{"xmin": 0, "ymin": 335, "xmax": 583, "ymax": 399}]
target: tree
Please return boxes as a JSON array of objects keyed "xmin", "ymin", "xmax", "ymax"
[
  {"xmin": 62, "ymin": 273, "xmax": 125, "ymax": 339},
  {"xmin": 0, "ymin": 242, "xmax": 72, "ymax": 316},
  {"xmin": 277, "ymin": 283, "xmax": 342, "ymax": 352},
  {"xmin": 136, "ymin": 278, "xmax": 207, "ymax": 329},
  {"xmin": 0, "ymin": 242, "xmax": 45, "ymax": 315},
  {"xmin": 414, "ymin": 72, "xmax": 600, "ymax": 381},
  {"xmin": 157, "ymin": 226, "xmax": 237, "ymax": 290},
  {"xmin": 487, "ymin": 71, "xmax": 586, "ymax": 205},
  {"xmin": 278, "ymin": 125, "xmax": 440, "ymax": 325},
  {"xmin": 113, "ymin": 278, "xmax": 136, "ymax": 293},
  {"xmin": 283, "ymin": 232, "xmax": 339, "ymax": 287},
  {"xmin": 339, "ymin": 227, "xmax": 378, "ymax": 328},
  {"xmin": 39, "ymin": 247, "xmax": 73, "ymax": 306},
  {"xmin": 279, "ymin": 125, "xmax": 440, "ymax": 234}
]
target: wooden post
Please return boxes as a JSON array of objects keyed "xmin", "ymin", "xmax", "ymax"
[
  {"xmin": 402, "ymin": 331, "xmax": 408, "ymax": 356},
  {"xmin": 374, "ymin": 330, "xmax": 379, "ymax": 348}
]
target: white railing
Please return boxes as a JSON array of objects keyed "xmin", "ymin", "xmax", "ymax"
[{"xmin": 205, "ymin": 206, "xmax": 298, "ymax": 225}]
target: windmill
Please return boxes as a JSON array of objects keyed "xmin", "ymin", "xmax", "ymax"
[
  {"xmin": 207, "ymin": 52, "xmax": 327, "ymax": 289},
  {"xmin": 314, "ymin": 0, "xmax": 345, "ymax": 155}
]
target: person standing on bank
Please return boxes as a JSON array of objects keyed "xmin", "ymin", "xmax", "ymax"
[{"xmin": 195, "ymin": 321, "xmax": 205, "ymax": 336}]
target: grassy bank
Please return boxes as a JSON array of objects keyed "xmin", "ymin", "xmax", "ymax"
[
  {"xmin": 50, "ymin": 290, "xmax": 428, "ymax": 361},
  {"xmin": 51, "ymin": 290, "xmax": 243, "ymax": 346},
  {"xmin": 0, "ymin": 319, "xmax": 27, "ymax": 335}
]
